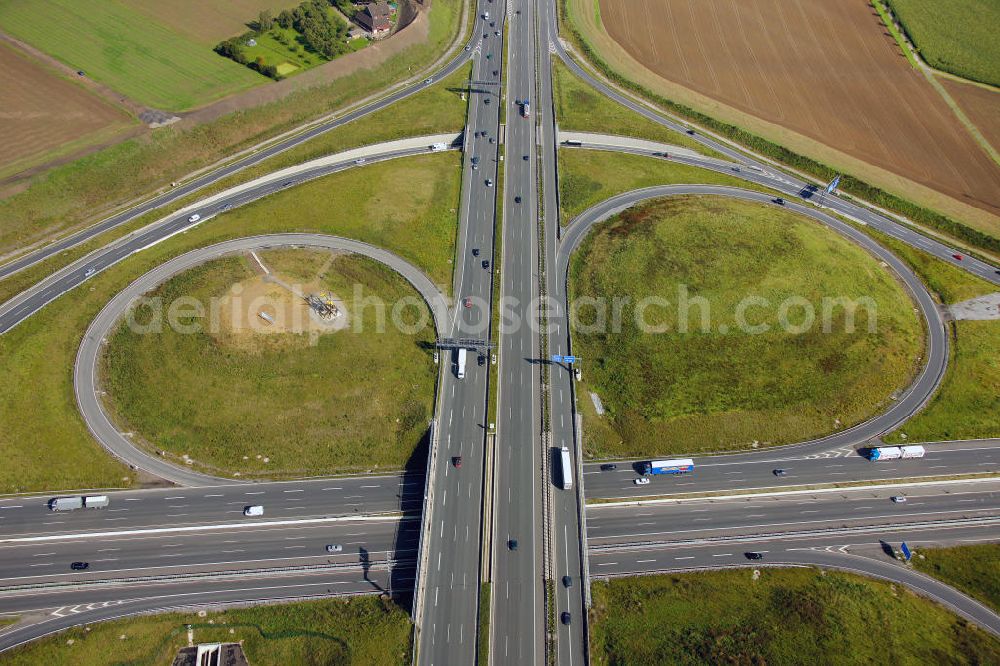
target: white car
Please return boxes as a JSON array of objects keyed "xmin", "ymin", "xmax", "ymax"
[
  {"xmin": 891, "ymin": 496, "xmax": 907, "ymax": 503},
  {"xmin": 84, "ymin": 268, "xmax": 96, "ymax": 277},
  {"xmin": 634, "ymin": 478, "xmax": 650, "ymax": 486},
  {"xmin": 243, "ymin": 505, "xmax": 264, "ymax": 516},
  {"xmin": 187, "ymin": 213, "xmax": 201, "ymax": 223},
  {"xmin": 326, "ymin": 544, "xmax": 343, "ymax": 553},
  {"xmin": 355, "ymin": 158, "xmax": 366, "ymax": 165}
]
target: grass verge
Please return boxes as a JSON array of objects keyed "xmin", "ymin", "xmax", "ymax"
[
  {"xmin": 2, "ymin": 595, "xmax": 412, "ymax": 665},
  {"xmin": 101, "ymin": 250, "xmax": 436, "ymax": 478},
  {"xmin": 0, "ymin": 0, "xmax": 463, "ymax": 260},
  {"xmin": 0, "ymin": 154, "xmax": 459, "ymax": 493},
  {"xmin": 557, "ymin": 148, "xmax": 775, "ymax": 225},
  {"xmin": 589, "ymin": 569, "xmax": 1000, "ymax": 665},
  {"xmin": 570, "ymin": 196, "xmax": 923, "ymax": 459},
  {"xmin": 912, "ymin": 543, "xmax": 1000, "ymax": 613},
  {"xmin": 557, "ymin": 0, "xmax": 1000, "ymax": 256},
  {"xmin": 551, "ymin": 59, "xmax": 715, "ymax": 157},
  {"xmin": 885, "ymin": 320, "xmax": 1000, "ymax": 444},
  {"xmin": 478, "ymin": 582, "xmax": 492, "ymax": 664}
]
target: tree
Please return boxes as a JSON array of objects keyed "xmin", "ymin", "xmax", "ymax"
[
  {"xmin": 277, "ymin": 9, "xmax": 295, "ymax": 29},
  {"xmin": 257, "ymin": 9, "xmax": 274, "ymax": 32}
]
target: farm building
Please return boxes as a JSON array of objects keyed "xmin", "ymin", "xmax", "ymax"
[{"xmin": 355, "ymin": 1, "xmax": 394, "ymax": 38}]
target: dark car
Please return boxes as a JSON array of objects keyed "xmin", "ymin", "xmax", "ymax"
[
  {"xmin": 508, "ymin": 538, "xmax": 518, "ymax": 551},
  {"xmin": 484, "ymin": 97, "xmax": 491, "ymax": 104},
  {"xmin": 686, "ymin": 129, "xmax": 696, "ymax": 135},
  {"xmin": 523, "ymin": 154, "xmax": 529, "ymax": 160},
  {"xmin": 514, "ymin": 196, "xmax": 522, "ymax": 203},
  {"xmin": 478, "ymin": 354, "xmax": 486, "ymax": 366},
  {"xmin": 562, "ymin": 575, "xmax": 573, "ymax": 587},
  {"xmin": 472, "ymin": 248, "xmax": 480, "ymax": 256},
  {"xmin": 482, "ymin": 260, "xmax": 490, "ymax": 269},
  {"xmin": 560, "ymin": 612, "xmax": 571, "ymax": 625},
  {"xmin": 600, "ymin": 463, "xmax": 617, "ymax": 471},
  {"xmin": 745, "ymin": 552, "xmax": 764, "ymax": 560},
  {"xmin": 453, "ymin": 456, "xmax": 462, "ymax": 468},
  {"xmin": 70, "ymin": 561, "xmax": 89, "ymax": 570},
  {"xmin": 773, "ymin": 197, "xmax": 785, "ymax": 205},
  {"xmin": 773, "ymin": 468, "xmax": 786, "ymax": 476},
  {"xmin": 493, "ymin": 70, "xmax": 499, "ymax": 76}
]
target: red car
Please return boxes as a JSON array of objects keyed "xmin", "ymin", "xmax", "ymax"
[
  {"xmin": 463, "ymin": 297, "xmax": 472, "ymax": 308},
  {"xmin": 953, "ymin": 254, "xmax": 963, "ymax": 261},
  {"xmin": 453, "ymin": 456, "xmax": 463, "ymax": 468}
]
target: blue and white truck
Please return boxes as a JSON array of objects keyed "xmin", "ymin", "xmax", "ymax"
[
  {"xmin": 866, "ymin": 445, "xmax": 925, "ymax": 461},
  {"xmin": 643, "ymin": 458, "xmax": 695, "ymax": 475}
]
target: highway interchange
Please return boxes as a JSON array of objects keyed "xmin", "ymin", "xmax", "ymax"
[{"xmin": 1, "ymin": 0, "xmax": 999, "ymax": 660}]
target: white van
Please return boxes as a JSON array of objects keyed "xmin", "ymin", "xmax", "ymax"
[{"xmin": 244, "ymin": 505, "xmax": 264, "ymax": 517}]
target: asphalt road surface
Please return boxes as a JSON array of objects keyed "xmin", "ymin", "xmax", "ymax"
[
  {"xmin": 0, "ymin": 475, "xmax": 422, "ymax": 540},
  {"xmin": 583, "ymin": 440, "xmax": 1000, "ymax": 500},
  {"xmin": 414, "ymin": 2, "xmax": 503, "ymax": 663},
  {"xmin": 0, "ymin": 564, "xmax": 411, "ymax": 653},
  {"xmin": 488, "ymin": 1, "xmax": 547, "ymax": 664}
]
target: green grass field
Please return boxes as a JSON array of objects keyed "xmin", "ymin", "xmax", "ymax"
[
  {"xmin": 912, "ymin": 543, "xmax": 1000, "ymax": 612},
  {"xmin": 886, "ymin": 0, "xmax": 1000, "ymax": 87},
  {"xmin": 0, "ymin": 153, "xmax": 459, "ymax": 493},
  {"xmin": 570, "ymin": 196, "xmax": 924, "ymax": 458},
  {"xmin": 3, "ymin": 596, "xmax": 411, "ymax": 665},
  {"xmin": 102, "ymin": 250, "xmax": 436, "ymax": 478},
  {"xmin": 551, "ymin": 59, "xmax": 714, "ymax": 156},
  {"xmin": 885, "ymin": 320, "xmax": 1000, "ymax": 443},
  {"xmin": 589, "ymin": 569, "xmax": 1000, "ymax": 665},
  {"xmin": 558, "ymin": 148, "xmax": 771, "ymax": 225},
  {"xmin": 0, "ymin": 0, "xmax": 463, "ymax": 261},
  {"xmin": 0, "ymin": 0, "xmax": 265, "ymax": 111}
]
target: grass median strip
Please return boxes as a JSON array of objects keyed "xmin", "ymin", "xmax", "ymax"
[{"xmin": 557, "ymin": 148, "xmax": 772, "ymax": 225}]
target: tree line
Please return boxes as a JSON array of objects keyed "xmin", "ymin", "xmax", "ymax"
[{"xmin": 215, "ymin": 0, "xmax": 354, "ymax": 80}]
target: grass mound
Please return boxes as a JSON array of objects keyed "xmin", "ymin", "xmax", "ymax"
[
  {"xmin": 913, "ymin": 543, "xmax": 1000, "ymax": 612},
  {"xmin": 590, "ymin": 569, "xmax": 1000, "ymax": 665},
  {"xmin": 570, "ymin": 196, "xmax": 923, "ymax": 457},
  {"xmin": 102, "ymin": 250, "xmax": 436, "ymax": 478}
]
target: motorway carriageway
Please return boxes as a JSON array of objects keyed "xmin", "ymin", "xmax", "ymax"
[
  {"xmin": 586, "ymin": 481, "xmax": 999, "ymax": 547},
  {"xmin": 0, "ymin": 566, "xmax": 413, "ymax": 653},
  {"xmin": 583, "ymin": 441, "xmax": 1000, "ymax": 500},
  {"xmin": 0, "ymin": 516, "xmax": 419, "ymax": 587},
  {"xmin": 0, "ymin": 475, "xmax": 422, "ymax": 539}
]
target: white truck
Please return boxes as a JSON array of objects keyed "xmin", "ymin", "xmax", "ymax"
[
  {"xmin": 457, "ymin": 348, "xmax": 467, "ymax": 379},
  {"xmin": 866, "ymin": 445, "xmax": 926, "ymax": 461},
  {"xmin": 430, "ymin": 142, "xmax": 448, "ymax": 152},
  {"xmin": 83, "ymin": 495, "xmax": 110, "ymax": 509},
  {"xmin": 559, "ymin": 446, "xmax": 573, "ymax": 491}
]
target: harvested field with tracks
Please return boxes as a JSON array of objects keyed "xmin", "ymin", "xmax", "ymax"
[
  {"xmin": 596, "ymin": 0, "xmax": 1000, "ymax": 232},
  {"xmin": 0, "ymin": 42, "xmax": 133, "ymax": 177}
]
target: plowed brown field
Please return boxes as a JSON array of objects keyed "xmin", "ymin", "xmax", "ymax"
[
  {"xmin": 0, "ymin": 43, "xmax": 132, "ymax": 176},
  {"xmin": 943, "ymin": 78, "xmax": 1000, "ymax": 158},
  {"xmin": 598, "ymin": 0, "xmax": 1000, "ymax": 223}
]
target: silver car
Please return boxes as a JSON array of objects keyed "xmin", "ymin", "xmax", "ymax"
[{"xmin": 326, "ymin": 544, "xmax": 343, "ymax": 553}]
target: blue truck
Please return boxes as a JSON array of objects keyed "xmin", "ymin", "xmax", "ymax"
[{"xmin": 643, "ymin": 458, "xmax": 695, "ymax": 475}]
